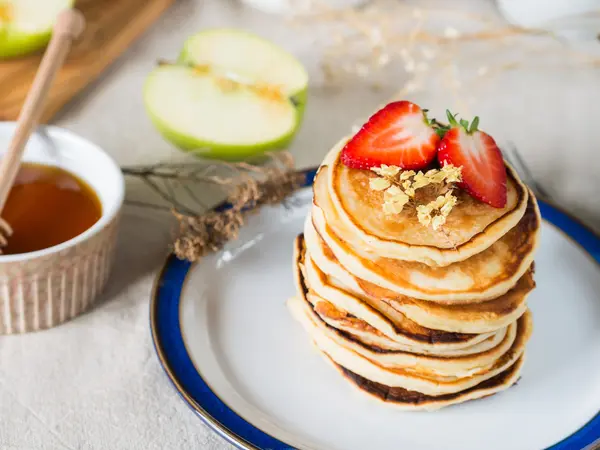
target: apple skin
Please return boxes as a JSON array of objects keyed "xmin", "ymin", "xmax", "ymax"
[
  {"xmin": 0, "ymin": 0, "xmax": 75, "ymax": 59},
  {"xmin": 142, "ymin": 29, "xmax": 308, "ymax": 161},
  {"xmin": 144, "ymin": 82, "xmax": 307, "ymax": 162},
  {"xmin": 0, "ymin": 30, "xmax": 52, "ymax": 59}
]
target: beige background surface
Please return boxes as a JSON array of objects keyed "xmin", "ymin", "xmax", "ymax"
[{"xmin": 0, "ymin": 0, "xmax": 598, "ymax": 449}]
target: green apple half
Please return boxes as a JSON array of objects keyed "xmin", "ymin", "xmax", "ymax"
[
  {"xmin": 0, "ymin": 0, "xmax": 74, "ymax": 59},
  {"xmin": 143, "ymin": 29, "xmax": 308, "ymax": 161}
]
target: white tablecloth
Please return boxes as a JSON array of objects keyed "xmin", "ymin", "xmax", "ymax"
[{"xmin": 1, "ymin": 1, "xmax": 599, "ymax": 449}]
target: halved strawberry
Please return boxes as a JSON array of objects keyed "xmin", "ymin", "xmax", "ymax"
[
  {"xmin": 341, "ymin": 101, "xmax": 440, "ymax": 170},
  {"xmin": 437, "ymin": 112, "xmax": 507, "ymax": 208}
]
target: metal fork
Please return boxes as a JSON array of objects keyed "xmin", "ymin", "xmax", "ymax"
[{"xmin": 502, "ymin": 142, "xmax": 553, "ymax": 202}]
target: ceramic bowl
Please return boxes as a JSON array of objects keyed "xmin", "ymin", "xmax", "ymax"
[{"xmin": 0, "ymin": 124, "xmax": 124, "ymax": 334}]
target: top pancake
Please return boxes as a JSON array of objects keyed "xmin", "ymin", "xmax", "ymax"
[
  {"xmin": 323, "ymin": 137, "xmax": 529, "ymax": 266},
  {"xmin": 313, "ymin": 167, "xmax": 541, "ymax": 302}
]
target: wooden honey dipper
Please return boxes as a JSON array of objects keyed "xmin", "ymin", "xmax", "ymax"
[{"xmin": 0, "ymin": 9, "xmax": 85, "ymax": 250}]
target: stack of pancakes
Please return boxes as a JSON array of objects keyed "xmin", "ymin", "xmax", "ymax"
[{"xmin": 289, "ymin": 139, "xmax": 541, "ymax": 411}]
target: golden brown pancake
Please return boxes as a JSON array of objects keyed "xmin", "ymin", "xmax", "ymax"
[
  {"xmin": 302, "ymin": 239, "xmax": 480, "ymax": 344},
  {"xmin": 322, "ymin": 138, "xmax": 529, "ymax": 266},
  {"xmin": 289, "ymin": 290, "xmax": 532, "ymax": 395},
  {"xmin": 304, "ymin": 220, "xmax": 535, "ymax": 333},
  {"xmin": 288, "ymin": 135, "xmax": 539, "ymax": 411},
  {"xmin": 311, "ymin": 183, "xmax": 540, "ymax": 302},
  {"xmin": 329, "ymin": 355, "xmax": 524, "ymax": 411},
  {"xmin": 294, "ymin": 234, "xmax": 508, "ymax": 354},
  {"xmin": 290, "ymin": 292, "xmax": 519, "ymax": 379},
  {"xmin": 306, "ymin": 295, "xmax": 510, "ymax": 356},
  {"xmin": 362, "ymin": 272, "xmax": 533, "ymax": 333}
]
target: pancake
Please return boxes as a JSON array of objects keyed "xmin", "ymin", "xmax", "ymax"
[
  {"xmin": 305, "ymin": 294, "xmax": 510, "ymax": 356},
  {"xmin": 289, "ymin": 291, "xmax": 532, "ymax": 395},
  {"xmin": 303, "ymin": 254, "xmax": 494, "ymax": 345},
  {"xmin": 363, "ymin": 274, "xmax": 532, "ymax": 334},
  {"xmin": 299, "ymin": 237, "xmax": 501, "ymax": 347},
  {"xmin": 322, "ymin": 137, "xmax": 529, "ymax": 266},
  {"xmin": 294, "ymin": 234, "xmax": 508, "ymax": 354},
  {"xmin": 289, "ymin": 129, "xmax": 539, "ymax": 411},
  {"xmin": 329, "ymin": 355, "xmax": 525, "ymax": 411},
  {"xmin": 289, "ymin": 294, "xmax": 519, "ymax": 378},
  {"xmin": 304, "ymin": 219, "xmax": 534, "ymax": 333},
  {"xmin": 311, "ymin": 174, "xmax": 540, "ymax": 302}
]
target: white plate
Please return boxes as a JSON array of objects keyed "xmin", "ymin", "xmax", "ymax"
[{"xmin": 151, "ymin": 169, "xmax": 600, "ymax": 450}]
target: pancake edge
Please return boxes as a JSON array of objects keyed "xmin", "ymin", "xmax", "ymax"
[
  {"xmin": 323, "ymin": 137, "xmax": 530, "ymax": 267},
  {"xmin": 326, "ymin": 353, "xmax": 525, "ymax": 411}
]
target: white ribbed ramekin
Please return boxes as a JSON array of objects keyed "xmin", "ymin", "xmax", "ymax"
[{"xmin": 0, "ymin": 124, "xmax": 124, "ymax": 334}]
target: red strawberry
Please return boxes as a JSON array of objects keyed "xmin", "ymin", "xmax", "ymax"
[
  {"xmin": 436, "ymin": 112, "xmax": 507, "ymax": 208},
  {"xmin": 341, "ymin": 101, "xmax": 440, "ymax": 170}
]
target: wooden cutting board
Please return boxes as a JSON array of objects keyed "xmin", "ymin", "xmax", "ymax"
[{"xmin": 0, "ymin": 0, "xmax": 174, "ymax": 123}]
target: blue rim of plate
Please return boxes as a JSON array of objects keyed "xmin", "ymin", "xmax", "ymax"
[{"xmin": 150, "ymin": 167, "xmax": 600, "ymax": 450}]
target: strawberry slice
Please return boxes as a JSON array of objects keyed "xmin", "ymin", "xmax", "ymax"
[
  {"xmin": 341, "ymin": 101, "xmax": 440, "ymax": 170},
  {"xmin": 437, "ymin": 112, "xmax": 507, "ymax": 208}
]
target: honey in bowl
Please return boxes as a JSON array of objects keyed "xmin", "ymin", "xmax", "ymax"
[{"xmin": 2, "ymin": 163, "xmax": 102, "ymax": 255}]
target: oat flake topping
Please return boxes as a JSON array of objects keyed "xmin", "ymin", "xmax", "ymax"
[{"xmin": 368, "ymin": 164, "xmax": 462, "ymax": 230}]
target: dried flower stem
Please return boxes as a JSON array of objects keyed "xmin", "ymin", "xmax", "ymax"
[{"xmin": 123, "ymin": 152, "xmax": 303, "ymax": 262}]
